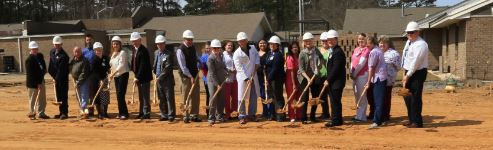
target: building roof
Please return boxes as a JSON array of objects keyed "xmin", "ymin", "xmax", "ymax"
[
  {"xmin": 137, "ymin": 12, "xmax": 272, "ymax": 43},
  {"xmin": 343, "ymin": 7, "xmax": 446, "ymax": 37},
  {"xmin": 418, "ymin": 0, "xmax": 493, "ymax": 29}
]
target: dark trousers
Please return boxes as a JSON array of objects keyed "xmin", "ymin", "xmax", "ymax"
[
  {"xmin": 404, "ymin": 68, "xmax": 427, "ymax": 126},
  {"xmin": 56, "ymin": 80, "xmax": 69, "ymax": 115},
  {"xmin": 372, "ymin": 79, "xmax": 387, "ymax": 125},
  {"xmin": 328, "ymin": 87, "xmax": 343, "ymax": 124},
  {"xmin": 268, "ymin": 79, "xmax": 285, "ymax": 120},
  {"xmin": 367, "ymin": 83, "xmax": 375, "ymax": 119},
  {"xmin": 114, "ymin": 72, "xmax": 129, "ymax": 117},
  {"xmin": 300, "ymin": 80, "xmax": 321, "ymax": 121},
  {"xmin": 138, "ymin": 82, "xmax": 151, "ymax": 116},
  {"xmin": 87, "ymin": 74, "xmax": 99, "ymax": 115},
  {"xmin": 383, "ymin": 86, "xmax": 393, "ymax": 121},
  {"xmin": 319, "ymin": 85, "xmax": 330, "ymax": 118},
  {"xmin": 260, "ymin": 80, "xmax": 274, "ymax": 118},
  {"xmin": 204, "ymin": 81, "xmax": 210, "ymax": 116},
  {"xmin": 157, "ymin": 78, "xmax": 175, "ymax": 119}
]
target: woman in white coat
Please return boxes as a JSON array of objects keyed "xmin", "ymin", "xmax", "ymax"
[{"xmin": 233, "ymin": 32, "xmax": 260, "ymax": 124}]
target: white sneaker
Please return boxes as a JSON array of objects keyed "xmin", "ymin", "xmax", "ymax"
[
  {"xmin": 368, "ymin": 123, "xmax": 379, "ymax": 129},
  {"xmin": 290, "ymin": 119, "xmax": 295, "ymax": 123}
]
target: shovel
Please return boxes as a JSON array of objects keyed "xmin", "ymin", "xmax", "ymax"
[
  {"xmin": 153, "ymin": 75, "xmax": 158, "ymax": 106},
  {"xmin": 204, "ymin": 77, "xmax": 229, "ymax": 110},
  {"xmin": 351, "ymin": 85, "xmax": 369, "ymax": 110},
  {"xmin": 231, "ymin": 75, "xmax": 254, "ymax": 118},
  {"xmin": 260, "ymin": 69, "xmax": 273, "ymax": 104},
  {"xmin": 309, "ymin": 81, "xmax": 329, "ymax": 106},
  {"xmin": 51, "ymin": 82, "xmax": 62, "ymax": 105},
  {"xmin": 181, "ymin": 75, "xmax": 200, "ymax": 114},
  {"xmin": 292, "ymin": 75, "xmax": 317, "ymax": 109},
  {"xmin": 276, "ymin": 88, "xmax": 298, "ymax": 114},
  {"xmin": 129, "ymin": 81, "xmax": 136, "ymax": 105},
  {"xmin": 88, "ymin": 80, "xmax": 104, "ymax": 109},
  {"xmin": 71, "ymin": 78, "xmax": 85, "ymax": 116}
]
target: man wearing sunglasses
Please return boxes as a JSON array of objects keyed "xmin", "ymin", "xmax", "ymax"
[{"xmin": 401, "ymin": 21, "xmax": 429, "ymax": 128}]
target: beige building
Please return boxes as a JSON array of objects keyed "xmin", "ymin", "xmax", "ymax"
[{"xmin": 418, "ymin": 0, "xmax": 493, "ymax": 80}]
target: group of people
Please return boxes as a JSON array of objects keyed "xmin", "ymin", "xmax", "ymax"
[{"xmin": 25, "ymin": 21, "xmax": 429, "ymax": 128}]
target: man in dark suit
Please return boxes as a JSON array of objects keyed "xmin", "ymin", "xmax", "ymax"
[
  {"xmin": 325, "ymin": 30, "xmax": 346, "ymax": 127},
  {"xmin": 130, "ymin": 32, "xmax": 153, "ymax": 119},
  {"xmin": 48, "ymin": 36, "xmax": 70, "ymax": 120}
]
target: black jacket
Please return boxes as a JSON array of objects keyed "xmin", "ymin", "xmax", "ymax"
[
  {"xmin": 93, "ymin": 55, "xmax": 110, "ymax": 80},
  {"xmin": 154, "ymin": 49, "xmax": 175, "ymax": 85},
  {"xmin": 131, "ymin": 45, "xmax": 153, "ymax": 83},
  {"xmin": 265, "ymin": 50, "xmax": 285, "ymax": 82},
  {"xmin": 48, "ymin": 48, "xmax": 69, "ymax": 82},
  {"xmin": 25, "ymin": 53, "xmax": 47, "ymax": 88},
  {"xmin": 326, "ymin": 45, "xmax": 346, "ymax": 90}
]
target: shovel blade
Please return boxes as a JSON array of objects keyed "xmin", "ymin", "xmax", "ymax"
[
  {"xmin": 230, "ymin": 111, "xmax": 239, "ymax": 118},
  {"xmin": 294, "ymin": 102, "xmax": 305, "ymax": 108}
]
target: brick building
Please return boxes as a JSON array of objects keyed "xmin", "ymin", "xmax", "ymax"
[{"xmin": 418, "ymin": 0, "xmax": 493, "ymax": 80}]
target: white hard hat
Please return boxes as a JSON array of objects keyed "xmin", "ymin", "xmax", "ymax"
[
  {"xmin": 28, "ymin": 41, "xmax": 39, "ymax": 49},
  {"xmin": 93, "ymin": 42, "xmax": 103, "ymax": 49},
  {"xmin": 236, "ymin": 32, "xmax": 248, "ymax": 41},
  {"xmin": 320, "ymin": 32, "xmax": 328, "ymax": 40},
  {"xmin": 405, "ymin": 21, "xmax": 420, "ymax": 32},
  {"xmin": 130, "ymin": 32, "xmax": 141, "ymax": 41},
  {"xmin": 155, "ymin": 35, "xmax": 166, "ymax": 43},
  {"xmin": 268, "ymin": 36, "xmax": 281, "ymax": 44},
  {"xmin": 210, "ymin": 39, "xmax": 222, "ymax": 48},
  {"xmin": 327, "ymin": 30, "xmax": 339, "ymax": 39},
  {"xmin": 302, "ymin": 32, "xmax": 314, "ymax": 40},
  {"xmin": 111, "ymin": 36, "xmax": 122, "ymax": 42},
  {"xmin": 52, "ymin": 36, "xmax": 63, "ymax": 44},
  {"xmin": 182, "ymin": 30, "xmax": 194, "ymax": 39}
]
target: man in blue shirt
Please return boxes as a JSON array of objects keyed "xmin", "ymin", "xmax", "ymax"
[{"xmin": 82, "ymin": 34, "xmax": 97, "ymax": 117}]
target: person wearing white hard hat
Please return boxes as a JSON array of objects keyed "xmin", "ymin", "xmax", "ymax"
[
  {"xmin": 298, "ymin": 32, "xmax": 324, "ymax": 124},
  {"xmin": 25, "ymin": 41, "xmax": 50, "ymax": 120},
  {"xmin": 176, "ymin": 30, "xmax": 201, "ymax": 123},
  {"xmin": 69, "ymin": 46, "xmax": 91, "ymax": 118},
  {"xmin": 130, "ymin": 31, "xmax": 153, "ymax": 120},
  {"xmin": 48, "ymin": 36, "xmax": 70, "ymax": 120},
  {"xmin": 233, "ymin": 32, "xmax": 260, "ymax": 124},
  {"xmin": 152, "ymin": 35, "xmax": 176, "ymax": 122},
  {"xmin": 109, "ymin": 36, "xmax": 130, "ymax": 120},
  {"xmin": 82, "ymin": 34, "xmax": 98, "ymax": 118},
  {"xmin": 401, "ymin": 21, "xmax": 428, "ymax": 128},
  {"xmin": 91, "ymin": 42, "xmax": 111, "ymax": 119},
  {"xmin": 265, "ymin": 36, "xmax": 286, "ymax": 122},
  {"xmin": 350, "ymin": 33, "xmax": 370, "ymax": 122},
  {"xmin": 317, "ymin": 32, "xmax": 331, "ymax": 120},
  {"xmin": 257, "ymin": 39, "xmax": 274, "ymax": 121},
  {"xmin": 206, "ymin": 39, "xmax": 227, "ymax": 125},
  {"xmin": 324, "ymin": 29, "xmax": 346, "ymax": 128}
]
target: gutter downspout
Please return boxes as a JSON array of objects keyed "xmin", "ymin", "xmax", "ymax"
[{"xmin": 17, "ymin": 38, "xmax": 23, "ymax": 73}]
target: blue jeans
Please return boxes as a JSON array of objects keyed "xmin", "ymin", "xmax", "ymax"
[
  {"xmin": 372, "ymin": 79, "xmax": 387, "ymax": 125},
  {"xmin": 239, "ymin": 84, "xmax": 257, "ymax": 119},
  {"xmin": 138, "ymin": 82, "xmax": 151, "ymax": 116},
  {"xmin": 259, "ymin": 81, "xmax": 274, "ymax": 118},
  {"xmin": 78, "ymin": 81, "xmax": 90, "ymax": 110}
]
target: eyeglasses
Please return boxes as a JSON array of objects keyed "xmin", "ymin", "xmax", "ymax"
[{"xmin": 406, "ymin": 31, "xmax": 416, "ymax": 35}]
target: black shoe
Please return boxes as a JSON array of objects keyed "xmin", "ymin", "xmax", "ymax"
[
  {"xmin": 301, "ymin": 121, "xmax": 309, "ymax": 124},
  {"xmin": 183, "ymin": 117, "xmax": 190, "ymax": 123},
  {"xmin": 159, "ymin": 117, "xmax": 168, "ymax": 121},
  {"xmin": 406, "ymin": 123, "xmax": 423, "ymax": 128},
  {"xmin": 59, "ymin": 114, "xmax": 68, "ymax": 120},
  {"xmin": 54, "ymin": 114, "xmax": 61, "ymax": 118},
  {"xmin": 191, "ymin": 117, "xmax": 202, "ymax": 122},
  {"xmin": 325, "ymin": 122, "xmax": 342, "ymax": 128},
  {"xmin": 38, "ymin": 114, "xmax": 50, "ymax": 119},
  {"xmin": 168, "ymin": 118, "xmax": 175, "ymax": 122},
  {"xmin": 135, "ymin": 114, "xmax": 143, "ymax": 119},
  {"xmin": 141, "ymin": 115, "xmax": 151, "ymax": 120}
]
